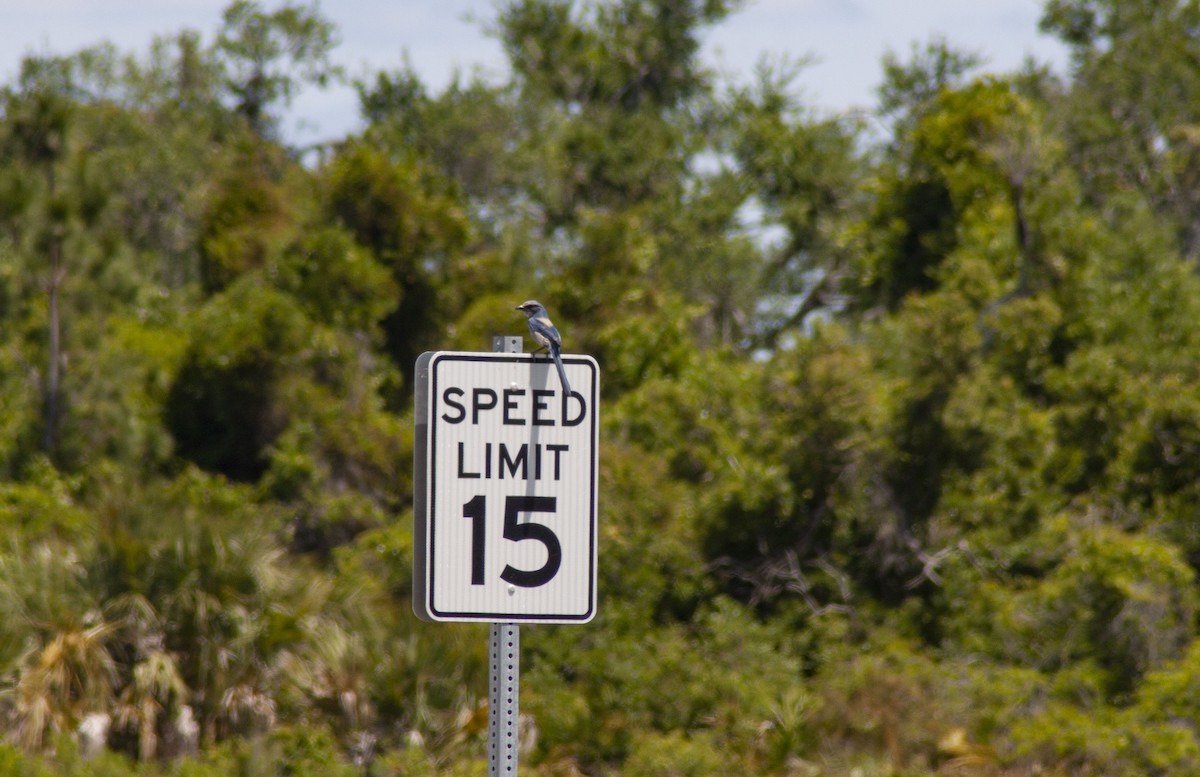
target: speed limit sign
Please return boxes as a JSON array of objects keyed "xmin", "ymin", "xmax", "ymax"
[{"xmin": 413, "ymin": 351, "xmax": 599, "ymax": 623}]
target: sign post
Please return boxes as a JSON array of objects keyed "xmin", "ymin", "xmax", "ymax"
[{"xmin": 414, "ymin": 337, "xmax": 599, "ymax": 776}]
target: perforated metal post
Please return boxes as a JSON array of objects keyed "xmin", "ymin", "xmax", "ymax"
[
  {"xmin": 488, "ymin": 622, "xmax": 520, "ymax": 776},
  {"xmin": 489, "ymin": 335, "xmax": 522, "ymax": 777}
]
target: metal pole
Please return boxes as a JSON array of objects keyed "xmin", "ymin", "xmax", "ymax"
[
  {"xmin": 488, "ymin": 622, "xmax": 520, "ymax": 776},
  {"xmin": 489, "ymin": 335, "xmax": 521, "ymax": 777}
]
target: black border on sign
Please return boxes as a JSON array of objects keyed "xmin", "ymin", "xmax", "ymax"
[{"xmin": 424, "ymin": 352, "xmax": 598, "ymax": 622}]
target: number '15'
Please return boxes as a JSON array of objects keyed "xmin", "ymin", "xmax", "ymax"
[{"xmin": 462, "ymin": 495, "xmax": 562, "ymax": 587}]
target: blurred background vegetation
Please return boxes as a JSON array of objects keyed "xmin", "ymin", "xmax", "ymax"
[{"xmin": 1, "ymin": 0, "xmax": 1199, "ymax": 774}]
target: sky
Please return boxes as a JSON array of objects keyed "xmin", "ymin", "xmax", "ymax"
[{"xmin": 1, "ymin": 0, "xmax": 1072, "ymax": 146}]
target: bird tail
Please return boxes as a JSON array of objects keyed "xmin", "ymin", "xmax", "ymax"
[{"xmin": 551, "ymin": 344, "xmax": 572, "ymax": 395}]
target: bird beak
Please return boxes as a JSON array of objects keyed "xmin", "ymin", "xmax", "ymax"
[{"xmin": 515, "ymin": 305, "xmax": 524, "ymax": 311}]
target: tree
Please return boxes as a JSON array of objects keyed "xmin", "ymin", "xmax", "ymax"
[
  {"xmin": 0, "ymin": 58, "xmax": 76, "ymax": 458},
  {"xmin": 214, "ymin": 0, "xmax": 341, "ymax": 137},
  {"xmin": 1041, "ymin": 0, "xmax": 1200, "ymax": 257},
  {"xmin": 321, "ymin": 141, "xmax": 470, "ymax": 388},
  {"xmin": 721, "ymin": 60, "xmax": 865, "ymax": 342},
  {"xmin": 877, "ymin": 37, "xmax": 983, "ymax": 143}
]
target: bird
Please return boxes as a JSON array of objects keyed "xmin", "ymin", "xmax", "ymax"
[{"xmin": 516, "ymin": 300, "xmax": 571, "ymax": 395}]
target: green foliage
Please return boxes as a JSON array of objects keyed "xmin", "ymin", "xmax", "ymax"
[
  {"xmin": 275, "ymin": 227, "xmax": 397, "ymax": 333},
  {"xmin": 321, "ymin": 140, "xmax": 471, "ymax": 384},
  {"xmin": 166, "ymin": 278, "xmax": 309, "ymax": 480},
  {"xmin": 878, "ymin": 37, "xmax": 983, "ymax": 132},
  {"xmin": 1042, "ymin": 0, "xmax": 1200, "ymax": 257},
  {"xmin": 215, "ymin": 0, "xmax": 342, "ymax": 136},
  {"xmin": 0, "ymin": 458, "xmax": 90, "ymax": 542},
  {"xmin": 197, "ymin": 142, "xmax": 294, "ymax": 293}
]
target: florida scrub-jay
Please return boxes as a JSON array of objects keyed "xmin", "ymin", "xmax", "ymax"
[{"xmin": 516, "ymin": 300, "xmax": 571, "ymax": 395}]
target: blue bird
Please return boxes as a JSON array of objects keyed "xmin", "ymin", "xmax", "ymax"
[{"xmin": 516, "ymin": 300, "xmax": 571, "ymax": 395}]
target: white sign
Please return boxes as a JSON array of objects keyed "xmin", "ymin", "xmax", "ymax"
[{"xmin": 413, "ymin": 351, "xmax": 599, "ymax": 623}]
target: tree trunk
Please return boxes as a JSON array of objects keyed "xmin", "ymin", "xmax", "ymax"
[{"xmin": 44, "ymin": 235, "xmax": 63, "ymax": 455}]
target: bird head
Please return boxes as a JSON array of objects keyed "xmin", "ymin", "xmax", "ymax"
[{"xmin": 516, "ymin": 300, "xmax": 544, "ymax": 318}]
